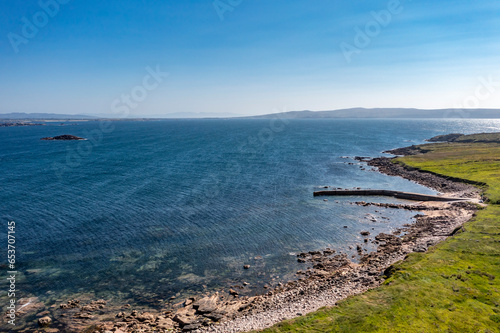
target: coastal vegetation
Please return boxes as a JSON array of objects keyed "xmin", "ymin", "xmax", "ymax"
[{"xmin": 260, "ymin": 134, "xmax": 500, "ymax": 332}]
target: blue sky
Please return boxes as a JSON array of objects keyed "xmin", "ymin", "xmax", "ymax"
[{"xmin": 1, "ymin": 0, "xmax": 499, "ymax": 116}]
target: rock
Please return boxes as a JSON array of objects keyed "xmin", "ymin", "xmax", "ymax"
[
  {"xmin": 206, "ymin": 311, "xmax": 225, "ymax": 322},
  {"xmin": 60, "ymin": 299, "xmax": 80, "ymax": 309},
  {"xmin": 323, "ymin": 249, "xmax": 336, "ymax": 255},
  {"xmin": 297, "ymin": 258, "xmax": 306, "ymax": 263},
  {"xmin": 414, "ymin": 245, "xmax": 427, "ymax": 252},
  {"xmin": 157, "ymin": 317, "xmax": 175, "ymax": 330},
  {"xmin": 243, "ymin": 265, "xmax": 250, "ymax": 269},
  {"xmin": 38, "ymin": 316, "xmax": 52, "ymax": 326},
  {"xmin": 136, "ymin": 312, "xmax": 155, "ymax": 322},
  {"xmin": 173, "ymin": 313, "xmax": 199, "ymax": 327},
  {"xmin": 360, "ymin": 231, "xmax": 370, "ymax": 236},
  {"xmin": 74, "ymin": 313, "xmax": 94, "ymax": 319},
  {"xmin": 313, "ymin": 263, "xmax": 325, "ymax": 269},
  {"xmin": 238, "ymin": 299, "xmax": 255, "ymax": 312},
  {"xmin": 193, "ymin": 294, "xmax": 219, "ymax": 314},
  {"xmin": 229, "ymin": 289, "xmax": 239, "ymax": 297},
  {"xmin": 183, "ymin": 323, "xmax": 202, "ymax": 331},
  {"xmin": 41, "ymin": 135, "xmax": 85, "ymax": 141},
  {"xmin": 81, "ymin": 305, "xmax": 97, "ymax": 312}
]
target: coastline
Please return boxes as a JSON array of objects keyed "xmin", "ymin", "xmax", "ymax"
[
  {"xmin": 12, "ymin": 145, "xmax": 484, "ymax": 333},
  {"xmin": 196, "ymin": 155, "xmax": 480, "ymax": 333}
]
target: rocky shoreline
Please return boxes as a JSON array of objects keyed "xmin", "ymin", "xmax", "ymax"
[
  {"xmin": 9, "ymin": 154, "xmax": 482, "ymax": 333},
  {"xmin": 0, "ymin": 122, "xmax": 44, "ymax": 127},
  {"xmin": 366, "ymin": 155, "xmax": 484, "ymax": 197},
  {"xmin": 195, "ymin": 155, "xmax": 481, "ymax": 332}
]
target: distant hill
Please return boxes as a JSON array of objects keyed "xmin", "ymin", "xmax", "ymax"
[
  {"xmin": 0, "ymin": 112, "xmax": 244, "ymax": 119},
  {"xmin": 158, "ymin": 112, "xmax": 246, "ymax": 118},
  {"xmin": 3, "ymin": 109, "xmax": 500, "ymax": 120},
  {"xmin": 246, "ymin": 108, "xmax": 500, "ymax": 119},
  {"xmin": 0, "ymin": 113, "xmax": 99, "ymax": 119}
]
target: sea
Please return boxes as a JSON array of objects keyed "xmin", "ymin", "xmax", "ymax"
[{"xmin": 1, "ymin": 118, "xmax": 500, "ymax": 329}]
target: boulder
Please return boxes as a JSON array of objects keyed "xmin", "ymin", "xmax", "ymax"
[
  {"xmin": 184, "ymin": 298, "xmax": 195, "ymax": 306},
  {"xmin": 157, "ymin": 316, "xmax": 175, "ymax": 330},
  {"xmin": 205, "ymin": 311, "xmax": 225, "ymax": 322},
  {"xmin": 192, "ymin": 294, "xmax": 219, "ymax": 314},
  {"xmin": 182, "ymin": 323, "xmax": 202, "ymax": 331},
  {"xmin": 136, "ymin": 312, "xmax": 155, "ymax": 322},
  {"xmin": 38, "ymin": 316, "xmax": 52, "ymax": 326},
  {"xmin": 74, "ymin": 313, "xmax": 94, "ymax": 319},
  {"xmin": 173, "ymin": 313, "xmax": 199, "ymax": 327}
]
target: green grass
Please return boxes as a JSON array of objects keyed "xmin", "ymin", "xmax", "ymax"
[
  {"xmin": 398, "ymin": 142, "xmax": 500, "ymax": 204},
  {"xmin": 259, "ymin": 139, "xmax": 500, "ymax": 333},
  {"xmin": 454, "ymin": 133, "xmax": 500, "ymax": 143}
]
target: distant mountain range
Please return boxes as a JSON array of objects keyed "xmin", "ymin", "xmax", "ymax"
[
  {"xmin": 0, "ymin": 112, "xmax": 244, "ymax": 119},
  {"xmin": 0, "ymin": 113, "xmax": 98, "ymax": 119},
  {"xmin": 246, "ymin": 108, "xmax": 500, "ymax": 119},
  {"xmin": 1, "ymin": 108, "xmax": 500, "ymax": 120},
  {"xmin": 157, "ymin": 112, "xmax": 245, "ymax": 118}
]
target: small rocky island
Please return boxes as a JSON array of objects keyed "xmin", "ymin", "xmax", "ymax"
[{"xmin": 41, "ymin": 135, "xmax": 85, "ymax": 141}]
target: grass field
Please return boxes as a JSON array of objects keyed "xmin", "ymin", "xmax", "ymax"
[{"xmin": 259, "ymin": 138, "xmax": 500, "ymax": 333}]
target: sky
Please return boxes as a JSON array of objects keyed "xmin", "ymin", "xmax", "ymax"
[{"xmin": 0, "ymin": 0, "xmax": 499, "ymax": 117}]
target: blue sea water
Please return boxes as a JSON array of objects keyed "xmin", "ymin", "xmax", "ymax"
[{"xmin": 1, "ymin": 118, "xmax": 500, "ymax": 324}]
